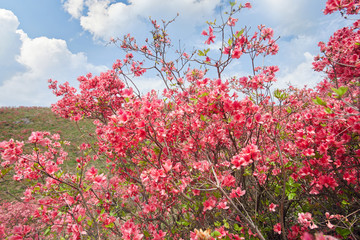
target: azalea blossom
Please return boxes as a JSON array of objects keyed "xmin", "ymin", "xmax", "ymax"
[
  {"xmin": 227, "ymin": 17, "xmax": 238, "ymax": 26},
  {"xmin": 269, "ymin": 203, "xmax": 278, "ymax": 212},
  {"xmin": 202, "ymin": 26, "xmax": 216, "ymax": 44},
  {"xmin": 273, "ymin": 223, "xmax": 281, "ymax": 234},
  {"xmin": 203, "ymin": 197, "xmax": 217, "ymax": 212},
  {"xmin": 230, "ymin": 187, "xmax": 246, "ymax": 198}
]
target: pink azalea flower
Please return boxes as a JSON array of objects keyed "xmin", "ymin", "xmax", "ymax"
[
  {"xmin": 221, "ymin": 174, "xmax": 236, "ymax": 187},
  {"xmin": 202, "ymin": 26, "xmax": 216, "ymax": 45},
  {"xmin": 269, "ymin": 203, "xmax": 277, "ymax": 212},
  {"xmin": 227, "ymin": 17, "xmax": 238, "ymax": 26},
  {"xmin": 217, "ymin": 200, "xmax": 229, "ymax": 209},
  {"xmin": 230, "ymin": 187, "xmax": 246, "ymax": 198},
  {"xmin": 203, "ymin": 197, "xmax": 217, "ymax": 212},
  {"xmin": 273, "ymin": 223, "xmax": 281, "ymax": 234}
]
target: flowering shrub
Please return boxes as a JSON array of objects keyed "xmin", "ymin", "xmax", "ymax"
[{"xmin": 1, "ymin": 1, "xmax": 359, "ymax": 239}]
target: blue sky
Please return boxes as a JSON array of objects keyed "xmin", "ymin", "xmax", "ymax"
[{"xmin": 0, "ymin": 0, "xmax": 346, "ymax": 106}]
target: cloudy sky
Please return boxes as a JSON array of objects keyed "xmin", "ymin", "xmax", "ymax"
[{"xmin": 0, "ymin": 0, "xmax": 346, "ymax": 107}]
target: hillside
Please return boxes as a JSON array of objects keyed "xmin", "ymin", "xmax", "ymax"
[
  {"xmin": 0, "ymin": 107, "xmax": 97, "ymax": 200},
  {"xmin": 0, "ymin": 107, "xmax": 95, "ymax": 155}
]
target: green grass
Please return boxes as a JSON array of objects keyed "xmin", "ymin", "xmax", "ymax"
[
  {"xmin": 0, "ymin": 107, "xmax": 97, "ymax": 201},
  {"xmin": 0, "ymin": 107, "xmax": 95, "ymax": 156}
]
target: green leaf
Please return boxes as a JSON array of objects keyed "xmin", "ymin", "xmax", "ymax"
[
  {"xmin": 355, "ymin": 42, "xmax": 360, "ymax": 46},
  {"xmin": 214, "ymin": 221, "xmax": 221, "ymax": 227},
  {"xmin": 87, "ymin": 220, "xmax": 93, "ymax": 227},
  {"xmin": 204, "ymin": 48, "xmax": 210, "ymax": 55},
  {"xmin": 199, "ymin": 92, "xmax": 209, "ymax": 97},
  {"xmin": 190, "ymin": 98, "xmax": 198, "ymax": 105},
  {"xmin": 284, "ymin": 161, "xmax": 293, "ymax": 168},
  {"xmin": 331, "ymin": 86, "xmax": 348, "ymax": 98},
  {"xmin": 243, "ymin": 169, "xmax": 251, "ymax": 176},
  {"xmin": 211, "ymin": 231, "xmax": 222, "ymax": 237},
  {"xmin": 235, "ymin": 29, "xmax": 244, "ymax": 38},
  {"xmin": 198, "ymin": 50, "xmax": 205, "ymax": 56},
  {"xmin": 286, "ymin": 177, "xmax": 300, "ymax": 200},
  {"xmin": 44, "ymin": 227, "xmax": 51, "ymax": 236},
  {"xmin": 125, "ymin": 97, "xmax": 129, "ymax": 102},
  {"xmin": 105, "ymin": 222, "xmax": 114, "ymax": 228},
  {"xmin": 230, "ymin": 1, "xmax": 236, "ymax": 7},
  {"xmin": 324, "ymin": 107, "xmax": 333, "ymax": 114},
  {"xmin": 223, "ymin": 219, "xmax": 230, "ymax": 229},
  {"xmin": 214, "ymin": 212, "xmax": 221, "ymax": 218},
  {"xmin": 138, "ymin": 161, "xmax": 148, "ymax": 167},
  {"xmin": 228, "ymin": 38, "xmax": 233, "ymax": 46},
  {"xmin": 287, "ymin": 192, "xmax": 296, "ymax": 200},
  {"xmin": 1, "ymin": 167, "xmax": 11, "ymax": 176},
  {"xmin": 144, "ymin": 230, "xmax": 151, "ymax": 238},
  {"xmin": 336, "ymin": 228, "xmax": 351, "ymax": 238},
  {"xmin": 84, "ymin": 185, "xmax": 92, "ymax": 192},
  {"xmin": 274, "ymin": 89, "xmax": 288, "ymax": 100},
  {"xmin": 234, "ymin": 223, "xmax": 243, "ymax": 232},
  {"xmin": 176, "ymin": 220, "xmax": 190, "ymax": 226},
  {"xmin": 313, "ymin": 96, "xmax": 327, "ymax": 106},
  {"xmin": 274, "ymin": 89, "xmax": 282, "ymax": 99},
  {"xmin": 167, "ymin": 102, "xmax": 173, "ymax": 110},
  {"xmin": 153, "ymin": 146, "xmax": 160, "ymax": 154},
  {"xmin": 77, "ymin": 215, "xmax": 85, "ymax": 222}
]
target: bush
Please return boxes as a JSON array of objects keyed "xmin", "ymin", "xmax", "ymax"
[{"xmin": 1, "ymin": 1, "xmax": 359, "ymax": 239}]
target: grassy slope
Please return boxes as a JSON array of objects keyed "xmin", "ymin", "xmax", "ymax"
[
  {"xmin": 0, "ymin": 107, "xmax": 93, "ymax": 141},
  {"xmin": 0, "ymin": 107, "xmax": 96, "ymax": 200}
]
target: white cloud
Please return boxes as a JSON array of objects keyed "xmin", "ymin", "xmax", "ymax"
[
  {"xmin": 0, "ymin": 9, "xmax": 107, "ymax": 107},
  {"xmin": 0, "ymin": 8, "xmax": 19, "ymax": 30},
  {"xmin": 254, "ymin": 0, "xmax": 324, "ymax": 36},
  {"xmin": 62, "ymin": 0, "xmax": 84, "ymax": 19},
  {"xmin": 132, "ymin": 76, "xmax": 165, "ymax": 95},
  {"xmin": 0, "ymin": 9, "xmax": 24, "ymax": 81},
  {"xmin": 275, "ymin": 52, "xmax": 323, "ymax": 89},
  {"xmin": 62, "ymin": 0, "xmax": 222, "ymax": 41}
]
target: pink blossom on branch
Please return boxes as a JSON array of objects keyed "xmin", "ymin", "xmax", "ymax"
[
  {"xmin": 273, "ymin": 223, "xmax": 281, "ymax": 234},
  {"xmin": 269, "ymin": 203, "xmax": 278, "ymax": 212},
  {"xmin": 203, "ymin": 197, "xmax": 217, "ymax": 212},
  {"xmin": 202, "ymin": 26, "xmax": 216, "ymax": 45},
  {"xmin": 227, "ymin": 17, "xmax": 238, "ymax": 26}
]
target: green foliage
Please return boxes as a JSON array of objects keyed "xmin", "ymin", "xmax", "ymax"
[
  {"xmin": 229, "ymin": 1, "xmax": 236, "ymax": 7},
  {"xmin": 286, "ymin": 177, "xmax": 301, "ymax": 200},
  {"xmin": 313, "ymin": 96, "xmax": 327, "ymax": 106},
  {"xmin": 234, "ymin": 28, "xmax": 244, "ymax": 38},
  {"xmin": 274, "ymin": 89, "xmax": 288, "ymax": 101},
  {"xmin": 211, "ymin": 230, "xmax": 221, "ymax": 237},
  {"xmin": 336, "ymin": 227, "xmax": 351, "ymax": 238},
  {"xmin": 331, "ymin": 86, "xmax": 348, "ymax": 99},
  {"xmin": 198, "ymin": 48, "xmax": 210, "ymax": 56}
]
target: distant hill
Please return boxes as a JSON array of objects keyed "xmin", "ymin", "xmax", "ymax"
[
  {"xmin": 0, "ymin": 107, "xmax": 97, "ymax": 201},
  {"xmin": 0, "ymin": 106, "xmax": 96, "ymax": 166}
]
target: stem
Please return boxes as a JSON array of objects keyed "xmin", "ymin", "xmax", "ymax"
[
  {"xmin": 274, "ymin": 138, "xmax": 287, "ymax": 240},
  {"xmin": 210, "ymin": 166, "xmax": 266, "ymax": 240}
]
